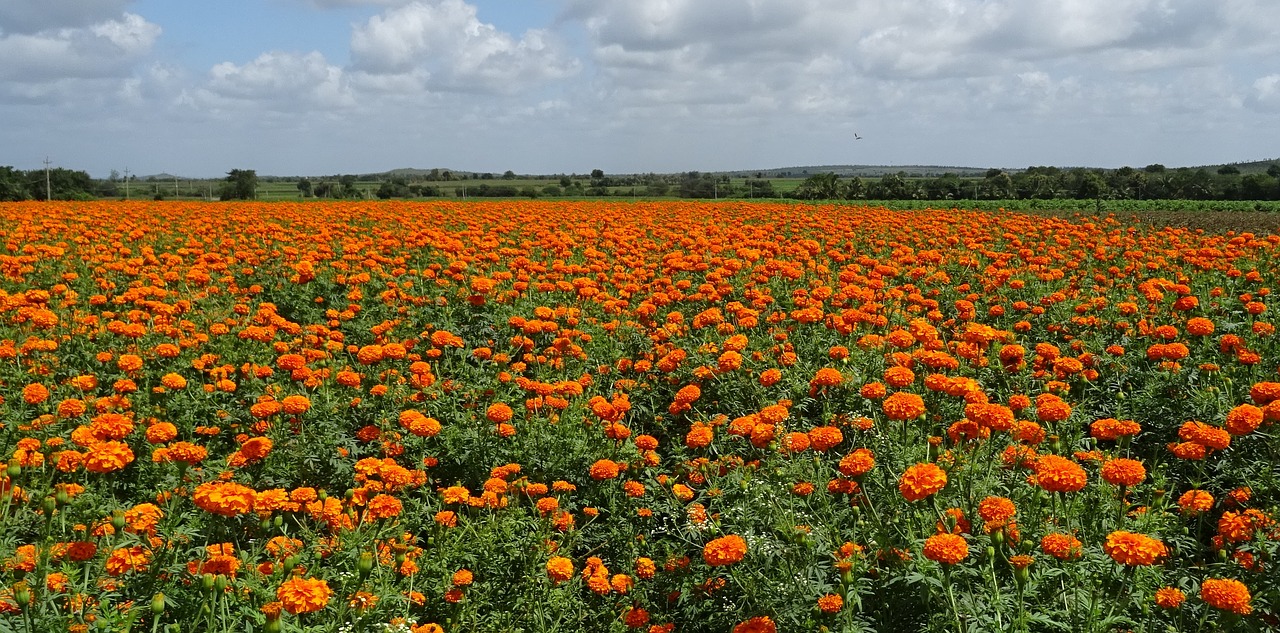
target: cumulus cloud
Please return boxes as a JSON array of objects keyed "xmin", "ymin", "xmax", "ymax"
[
  {"xmin": 566, "ymin": 0, "xmax": 1268, "ymax": 111},
  {"xmin": 0, "ymin": 13, "xmax": 160, "ymax": 83},
  {"xmin": 1249, "ymin": 74, "xmax": 1280, "ymax": 111},
  {"xmin": 197, "ymin": 51, "xmax": 355, "ymax": 111},
  {"xmin": 350, "ymin": 0, "xmax": 579, "ymax": 93}
]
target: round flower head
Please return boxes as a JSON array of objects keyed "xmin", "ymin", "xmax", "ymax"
[
  {"xmin": 899, "ymin": 463, "xmax": 947, "ymax": 501},
  {"xmin": 1200, "ymin": 578, "xmax": 1251, "ymax": 615},
  {"xmin": 703, "ymin": 535, "xmax": 747, "ymax": 566},
  {"xmin": 923, "ymin": 533, "xmax": 969, "ymax": 565}
]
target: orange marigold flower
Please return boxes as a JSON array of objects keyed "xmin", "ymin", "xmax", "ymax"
[
  {"xmin": 882, "ymin": 391, "xmax": 925, "ymax": 420},
  {"xmin": 452, "ymin": 569, "xmax": 473, "ymax": 586},
  {"xmin": 1034, "ymin": 393, "xmax": 1072, "ymax": 423},
  {"xmin": 1200, "ymin": 578, "xmax": 1251, "ymax": 615},
  {"xmin": 104, "ymin": 546, "xmax": 151, "ymax": 576},
  {"xmin": 1155, "ymin": 587, "xmax": 1185, "ymax": 609},
  {"xmin": 160, "ymin": 373, "xmax": 187, "ymax": 390},
  {"xmin": 589, "ymin": 459, "xmax": 621, "ymax": 480},
  {"xmin": 1100, "ymin": 458, "xmax": 1146, "ymax": 487},
  {"xmin": 898, "ymin": 462, "xmax": 946, "ymax": 502},
  {"xmin": 277, "ymin": 576, "xmax": 332, "ymax": 615},
  {"xmin": 1177, "ymin": 489, "xmax": 1214, "ymax": 515},
  {"xmin": 84, "ymin": 441, "xmax": 135, "ymax": 474},
  {"xmin": 733, "ymin": 616, "xmax": 776, "ymax": 633},
  {"xmin": 193, "ymin": 481, "xmax": 256, "ymax": 517},
  {"xmin": 1040, "ymin": 533, "xmax": 1082, "ymax": 560},
  {"xmin": 838, "ymin": 448, "xmax": 875, "ymax": 478},
  {"xmin": 486, "ymin": 403, "xmax": 514, "ymax": 424},
  {"xmin": 685, "ymin": 422, "xmax": 714, "ymax": 449},
  {"xmin": 546, "ymin": 556, "xmax": 574, "ymax": 583},
  {"xmin": 365, "ymin": 494, "xmax": 403, "ymax": 520},
  {"xmin": 22, "ymin": 383, "xmax": 50, "ymax": 405},
  {"xmin": 1033, "ymin": 455, "xmax": 1087, "ymax": 493},
  {"xmin": 280, "ymin": 395, "xmax": 311, "ymax": 415},
  {"xmin": 807, "ymin": 426, "xmax": 843, "ymax": 452},
  {"xmin": 1103, "ymin": 531, "xmax": 1167, "ymax": 566},
  {"xmin": 817, "ymin": 593, "xmax": 843, "ymax": 613},
  {"xmin": 809, "ymin": 368, "xmax": 844, "ymax": 394},
  {"xmin": 703, "ymin": 535, "xmax": 747, "ymax": 566},
  {"xmin": 977, "ymin": 496, "xmax": 1017, "ymax": 530},
  {"xmin": 1224, "ymin": 404, "xmax": 1262, "ymax": 436},
  {"xmin": 923, "ymin": 533, "xmax": 968, "ymax": 565},
  {"xmin": 145, "ymin": 422, "xmax": 178, "ymax": 444}
]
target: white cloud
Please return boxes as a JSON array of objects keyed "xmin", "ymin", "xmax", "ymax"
[
  {"xmin": 0, "ymin": 13, "xmax": 160, "ymax": 83},
  {"xmin": 350, "ymin": 0, "xmax": 579, "ymax": 93},
  {"xmin": 199, "ymin": 51, "xmax": 355, "ymax": 111},
  {"xmin": 1249, "ymin": 74, "xmax": 1280, "ymax": 111}
]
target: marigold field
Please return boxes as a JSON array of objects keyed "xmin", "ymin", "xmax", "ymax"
[{"xmin": 2, "ymin": 200, "xmax": 1278, "ymax": 633}]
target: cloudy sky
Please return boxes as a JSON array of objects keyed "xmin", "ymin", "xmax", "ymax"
[{"xmin": 2, "ymin": 0, "xmax": 1278, "ymax": 177}]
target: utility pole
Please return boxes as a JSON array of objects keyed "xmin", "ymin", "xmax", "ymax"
[
  {"xmin": 123, "ymin": 168, "xmax": 131, "ymax": 200},
  {"xmin": 43, "ymin": 157, "xmax": 51, "ymax": 201}
]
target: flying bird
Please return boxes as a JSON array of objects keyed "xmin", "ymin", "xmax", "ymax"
[{"xmin": 854, "ymin": 133, "xmax": 863, "ymax": 140}]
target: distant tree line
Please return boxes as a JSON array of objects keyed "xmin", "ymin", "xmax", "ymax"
[
  {"xmin": 5, "ymin": 162, "xmax": 1280, "ymax": 202},
  {"xmin": 0, "ymin": 166, "xmax": 97, "ymax": 201},
  {"xmin": 783, "ymin": 164, "xmax": 1280, "ymax": 202}
]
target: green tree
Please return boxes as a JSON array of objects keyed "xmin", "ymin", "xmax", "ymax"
[
  {"xmin": 297, "ymin": 178, "xmax": 313, "ymax": 198},
  {"xmin": 0, "ymin": 166, "xmax": 31, "ymax": 201},
  {"xmin": 219, "ymin": 169, "xmax": 258, "ymax": 200},
  {"xmin": 794, "ymin": 172, "xmax": 840, "ymax": 200}
]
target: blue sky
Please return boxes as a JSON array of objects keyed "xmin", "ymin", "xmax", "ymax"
[{"xmin": 2, "ymin": 0, "xmax": 1278, "ymax": 177}]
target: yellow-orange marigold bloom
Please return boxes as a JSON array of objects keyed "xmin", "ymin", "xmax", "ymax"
[
  {"xmin": 817, "ymin": 593, "xmax": 844, "ymax": 613},
  {"xmin": 277, "ymin": 576, "xmax": 332, "ymax": 615},
  {"xmin": 703, "ymin": 534, "xmax": 747, "ymax": 566},
  {"xmin": 1155, "ymin": 587, "xmax": 1185, "ymax": 609},
  {"xmin": 160, "ymin": 373, "xmax": 187, "ymax": 390},
  {"xmin": 486, "ymin": 403, "xmax": 514, "ymax": 424},
  {"xmin": 882, "ymin": 392, "xmax": 926, "ymax": 420},
  {"xmin": 546, "ymin": 556, "xmax": 574, "ymax": 583},
  {"xmin": 977, "ymin": 496, "xmax": 1017, "ymax": 530},
  {"xmin": 104, "ymin": 546, "xmax": 151, "ymax": 576},
  {"xmin": 280, "ymin": 395, "xmax": 311, "ymax": 415},
  {"xmin": 589, "ymin": 459, "xmax": 621, "ymax": 480},
  {"xmin": 898, "ymin": 462, "xmax": 946, "ymax": 501},
  {"xmin": 1033, "ymin": 455, "xmax": 1087, "ymax": 493},
  {"xmin": 883, "ymin": 366, "xmax": 914, "ymax": 388},
  {"xmin": 1040, "ymin": 533, "xmax": 1082, "ymax": 560},
  {"xmin": 1103, "ymin": 531, "xmax": 1167, "ymax": 566},
  {"xmin": 22, "ymin": 383, "xmax": 50, "ymax": 405},
  {"xmin": 193, "ymin": 481, "xmax": 256, "ymax": 517},
  {"xmin": 84, "ymin": 441, "xmax": 135, "ymax": 474},
  {"xmin": 685, "ymin": 422, "xmax": 713, "ymax": 449},
  {"xmin": 923, "ymin": 533, "xmax": 969, "ymax": 564},
  {"xmin": 1200, "ymin": 578, "xmax": 1251, "ymax": 615},
  {"xmin": 1034, "ymin": 393, "xmax": 1072, "ymax": 422},
  {"xmin": 1177, "ymin": 489, "xmax": 1214, "ymax": 515},
  {"xmin": 116, "ymin": 354, "xmax": 144, "ymax": 373},
  {"xmin": 1224, "ymin": 404, "xmax": 1262, "ymax": 436},
  {"xmin": 365, "ymin": 494, "xmax": 403, "ymax": 520},
  {"xmin": 807, "ymin": 426, "xmax": 843, "ymax": 452},
  {"xmin": 1100, "ymin": 458, "xmax": 1146, "ymax": 487},
  {"xmin": 145, "ymin": 422, "xmax": 178, "ymax": 444},
  {"xmin": 733, "ymin": 616, "xmax": 776, "ymax": 633},
  {"xmin": 838, "ymin": 448, "xmax": 875, "ymax": 478},
  {"xmin": 451, "ymin": 569, "xmax": 473, "ymax": 586}
]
